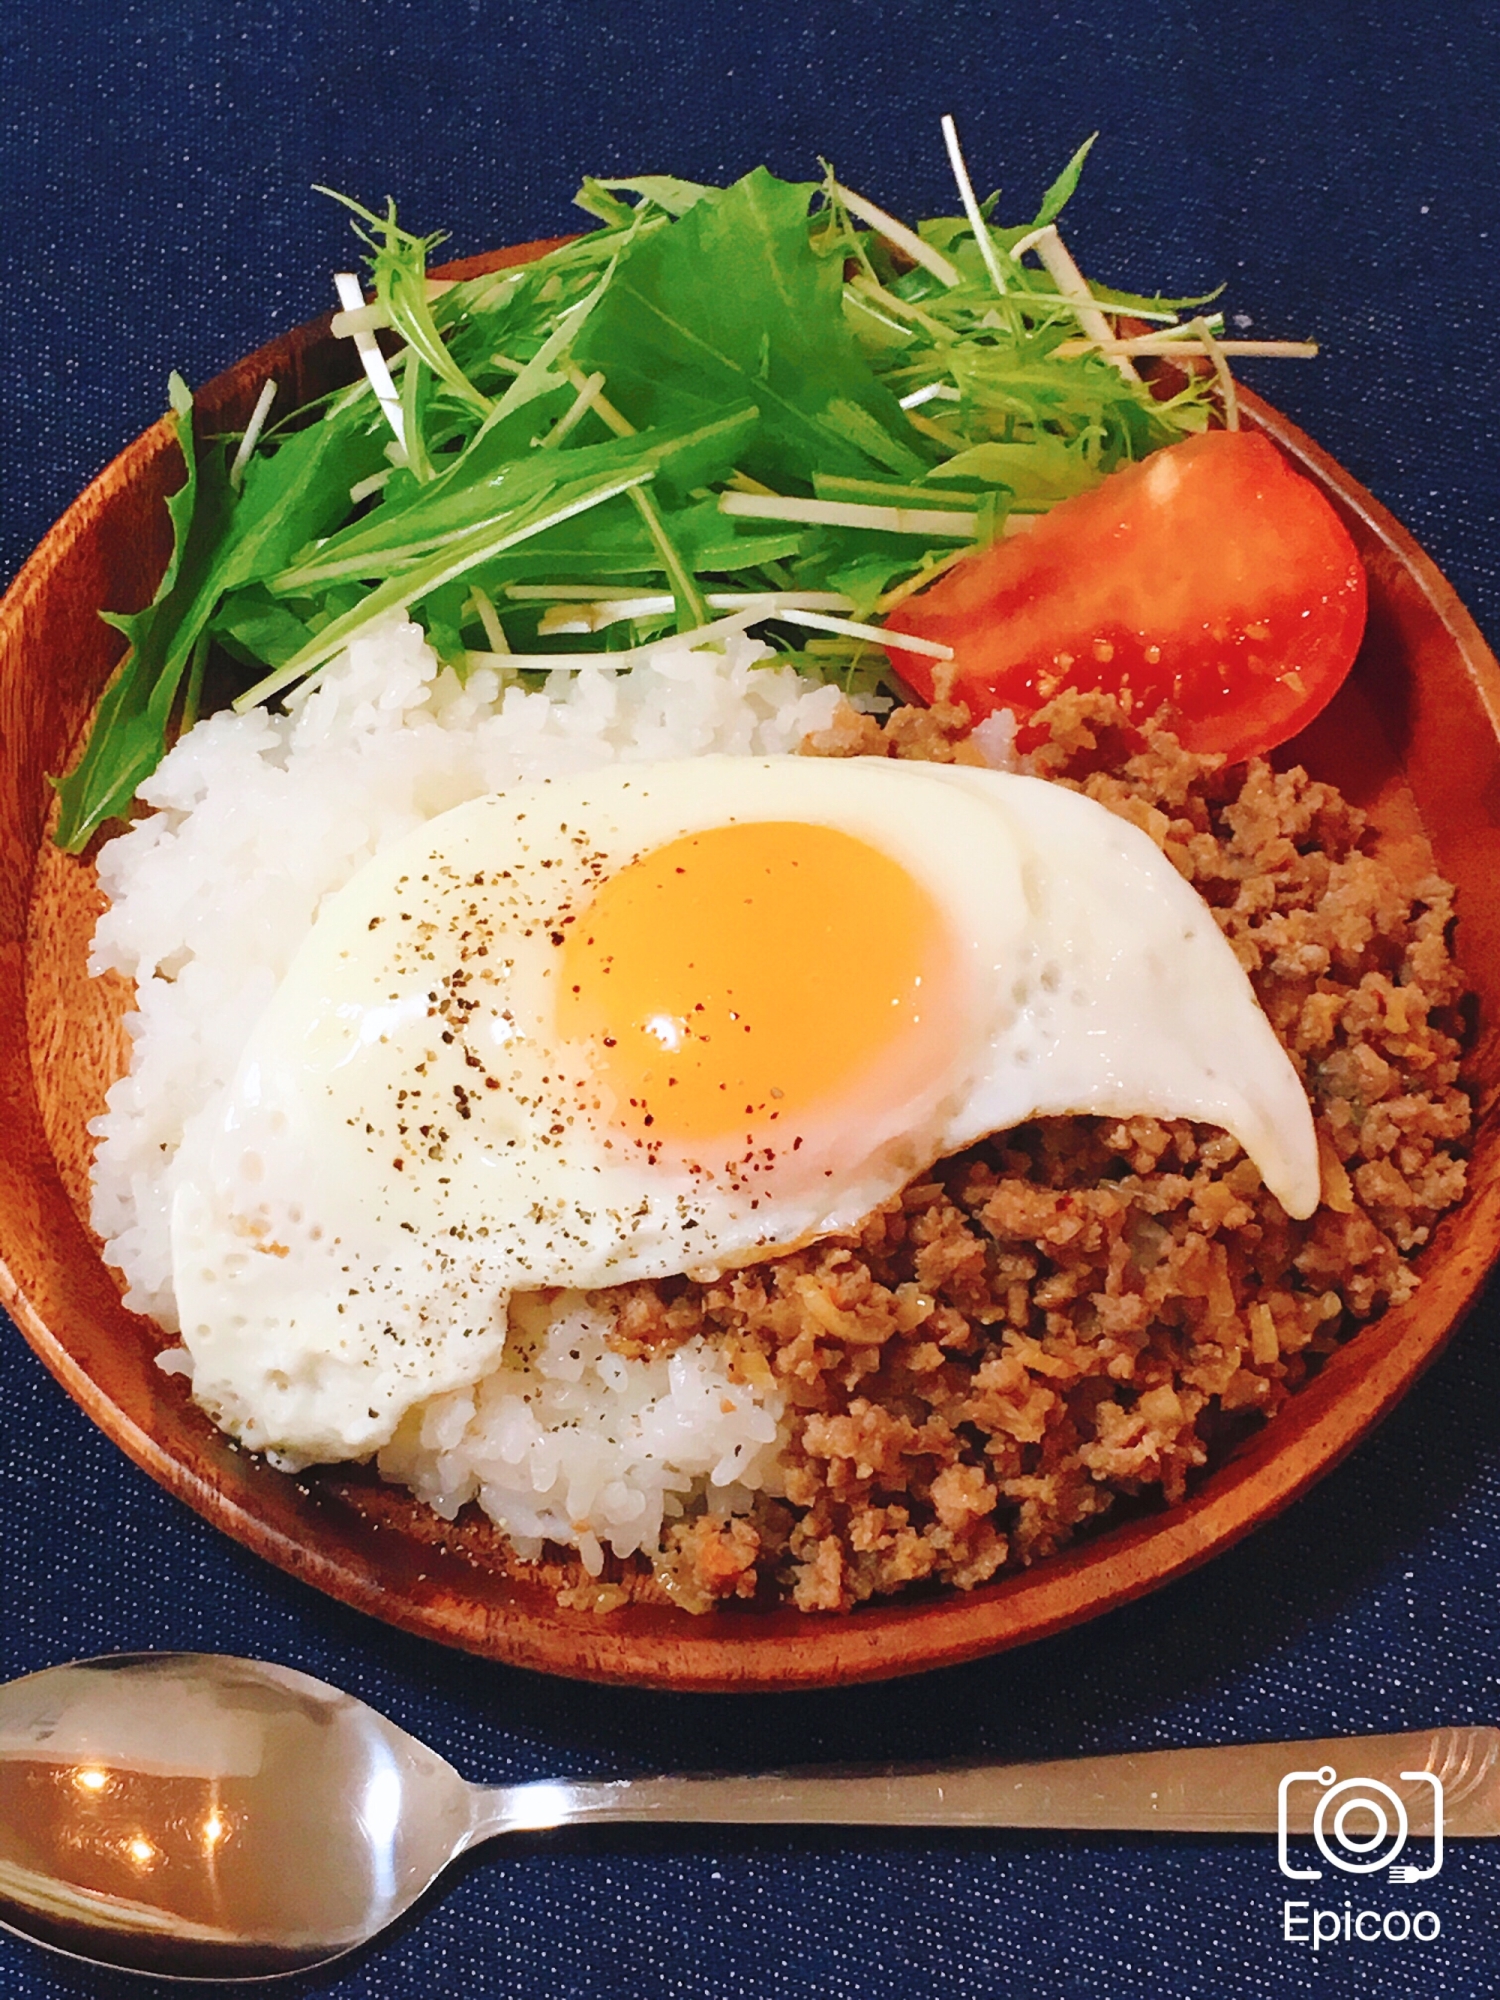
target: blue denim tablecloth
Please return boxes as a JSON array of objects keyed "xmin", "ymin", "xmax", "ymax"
[{"xmin": 4, "ymin": 5, "xmax": 1500, "ymax": 1994}]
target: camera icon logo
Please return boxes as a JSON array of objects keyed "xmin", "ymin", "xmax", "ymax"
[{"xmin": 1277, "ymin": 1766, "xmax": 1443, "ymax": 1882}]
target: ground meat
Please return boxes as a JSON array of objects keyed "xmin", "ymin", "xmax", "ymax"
[{"xmin": 604, "ymin": 690, "xmax": 1472, "ymax": 1613}]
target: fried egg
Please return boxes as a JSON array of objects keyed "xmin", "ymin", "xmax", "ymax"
[{"xmin": 170, "ymin": 753, "xmax": 1319, "ymax": 1459}]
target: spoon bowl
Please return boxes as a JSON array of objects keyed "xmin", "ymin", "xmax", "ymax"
[{"xmin": 0, "ymin": 1653, "xmax": 474, "ymax": 1980}]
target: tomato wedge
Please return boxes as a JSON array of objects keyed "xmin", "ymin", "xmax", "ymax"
[{"xmin": 881, "ymin": 429, "xmax": 1367, "ymax": 764}]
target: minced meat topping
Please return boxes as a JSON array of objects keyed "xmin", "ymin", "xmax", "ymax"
[{"xmin": 596, "ymin": 688, "xmax": 1470, "ymax": 1614}]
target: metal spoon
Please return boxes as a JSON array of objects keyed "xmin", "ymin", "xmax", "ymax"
[{"xmin": 1, "ymin": 1652, "xmax": 1495, "ymax": 1983}]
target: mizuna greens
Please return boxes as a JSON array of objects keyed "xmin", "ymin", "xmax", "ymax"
[{"xmin": 54, "ymin": 134, "xmax": 1313, "ymax": 852}]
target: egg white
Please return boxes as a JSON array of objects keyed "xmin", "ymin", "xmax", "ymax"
[{"xmin": 169, "ymin": 753, "xmax": 1318, "ymax": 1460}]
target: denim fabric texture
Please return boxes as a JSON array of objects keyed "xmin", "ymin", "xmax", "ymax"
[{"xmin": 3, "ymin": 4, "xmax": 1499, "ymax": 1994}]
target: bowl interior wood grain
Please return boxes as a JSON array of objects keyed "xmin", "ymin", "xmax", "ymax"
[{"xmin": 3, "ymin": 244, "xmax": 1499, "ymax": 1691}]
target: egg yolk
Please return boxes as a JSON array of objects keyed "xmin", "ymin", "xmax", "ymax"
[{"xmin": 557, "ymin": 820, "xmax": 958, "ymax": 1150}]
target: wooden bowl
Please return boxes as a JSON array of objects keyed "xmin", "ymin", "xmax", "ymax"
[{"xmin": 3, "ymin": 243, "xmax": 1499, "ymax": 1691}]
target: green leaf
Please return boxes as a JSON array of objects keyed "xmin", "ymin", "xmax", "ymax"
[
  {"xmin": 417, "ymin": 577, "xmax": 475, "ymax": 669},
  {"xmin": 921, "ymin": 437, "xmax": 1103, "ymax": 507},
  {"xmin": 52, "ymin": 383, "xmax": 389, "ymax": 849},
  {"xmin": 590, "ymin": 174, "xmax": 713, "ymax": 217},
  {"xmin": 241, "ymin": 461, "xmax": 665, "ymax": 706},
  {"xmin": 573, "ymin": 178, "xmax": 639, "ymax": 227},
  {"xmin": 820, "ymin": 545, "xmax": 931, "ymax": 617},
  {"xmin": 574, "ymin": 168, "xmax": 922, "ymax": 488},
  {"xmin": 270, "ymin": 407, "xmax": 758, "ymax": 592},
  {"xmin": 1032, "ymin": 134, "xmax": 1098, "ymax": 229},
  {"xmin": 821, "ymin": 397, "xmax": 931, "ymax": 477},
  {"xmin": 209, "ymin": 584, "xmax": 316, "ymax": 669},
  {"xmin": 222, "ymin": 412, "xmax": 392, "ymax": 586},
  {"xmin": 791, "ymin": 524, "xmax": 960, "ymax": 612},
  {"xmin": 53, "ymin": 374, "xmax": 233, "ymax": 851},
  {"xmin": 468, "ymin": 505, "xmax": 807, "ymax": 588},
  {"xmin": 1086, "ymin": 278, "xmax": 1227, "ymax": 314},
  {"xmin": 400, "ymin": 352, "xmax": 438, "ymax": 481},
  {"xmin": 97, "ymin": 370, "xmax": 200, "ymax": 654},
  {"xmin": 483, "ymin": 260, "xmax": 619, "ymax": 429}
]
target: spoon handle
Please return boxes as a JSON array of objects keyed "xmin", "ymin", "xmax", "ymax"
[{"xmin": 473, "ymin": 1727, "xmax": 1500, "ymax": 1841}]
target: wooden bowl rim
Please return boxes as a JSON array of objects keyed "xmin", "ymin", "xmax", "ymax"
[{"xmin": 2, "ymin": 244, "xmax": 1499, "ymax": 1691}]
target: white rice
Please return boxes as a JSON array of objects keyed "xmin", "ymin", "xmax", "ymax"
[
  {"xmin": 89, "ymin": 612, "xmax": 851, "ymax": 1564},
  {"xmin": 376, "ymin": 1293, "xmax": 783, "ymax": 1577}
]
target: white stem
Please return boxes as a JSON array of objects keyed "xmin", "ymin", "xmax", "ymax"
[
  {"xmin": 566, "ymin": 364, "xmax": 636, "ymax": 439},
  {"xmin": 466, "ymin": 607, "xmax": 767, "ymax": 675},
  {"xmin": 348, "ymin": 468, "xmax": 393, "ymax": 505},
  {"xmin": 329, "ymin": 301, "xmax": 387, "ymax": 338},
  {"xmin": 776, "ymin": 606, "xmax": 952, "ymax": 659},
  {"xmin": 832, "ymin": 183, "xmax": 962, "ymax": 289},
  {"xmin": 467, "ymin": 587, "xmax": 510, "ymax": 653},
  {"xmin": 333, "ymin": 272, "xmax": 406, "ymax": 450},
  {"xmin": 508, "ymin": 583, "xmax": 659, "ymax": 601},
  {"xmin": 1189, "ymin": 315, "xmax": 1240, "ymax": 430},
  {"xmin": 328, "ymin": 275, "xmax": 457, "ymax": 337},
  {"xmin": 228, "ymin": 378, "xmax": 278, "ymax": 490},
  {"xmin": 846, "ymin": 275, "xmax": 949, "ymax": 335},
  {"xmin": 1008, "ymin": 225, "xmax": 1055, "ymax": 261},
  {"xmin": 541, "ymin": 370, "xmax": 606, "ymax": 449},
  {"xmin": 899, "ymin": 382, "xmax": 961, "ymax": 409},
  {"xmin": 940, "ymin": 114, "xmax": 1010, "ymax": 298},
  {"xmin": 719, "ymin": 491, "xmax": 978, "ymax": 539},
  {"xmin": 1050, "ymin": 336, "xmax": 1317, "ymax": 359},
  {"xmin": 1025, "ymin": 227, "xmax": 1141, "ymax": 383},
  {"xmin": 538, "ymin": 590, "xmax": 853, "ymax": 635}
]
